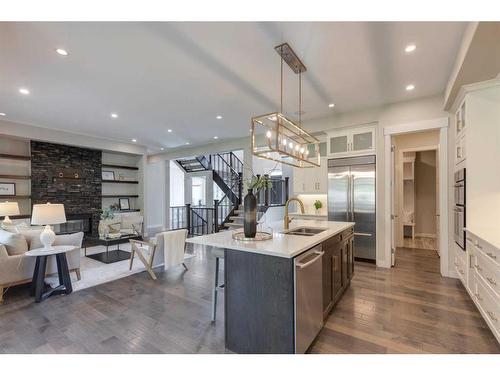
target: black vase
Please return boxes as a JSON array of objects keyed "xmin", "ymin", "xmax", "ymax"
[{"xmin": 244, "ymin": 189, "xmax": 257, "ymax": 238}]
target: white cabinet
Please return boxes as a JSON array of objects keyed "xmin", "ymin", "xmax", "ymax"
[
  {"xmin": 455, "ymin": 100, "xmax": 466, "ymax": 138},
  {"xmin": 464, "ymin": 230, "xmax": 500, "ymax": 343},
  {"xmin": 327, "ymin": 126, "xmax": 376, "ymax": 157},
  {"xmin": 293, "ymin": 157, "xmax": 327, "ymax": 194},
  {"xmin": 455, "ymin": 133, "xmax": 466, "ymax": 165}
]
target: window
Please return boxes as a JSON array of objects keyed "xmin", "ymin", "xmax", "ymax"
[{"xmin": 192, "ymin": 176, "xmax": 206, "ymax": 206}]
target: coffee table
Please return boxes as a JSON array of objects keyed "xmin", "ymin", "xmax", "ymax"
[
  {"xmin": 25, "ymin": 245, "xmax": 76, "ymax": 303},
  {"xmin": 85, "ymin": 234, "xmax": 143, "ymax": 264}
]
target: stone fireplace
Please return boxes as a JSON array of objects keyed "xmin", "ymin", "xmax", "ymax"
[{"xmin": 30, "ymin": 141, "xmax": 102, "ymax": 237}]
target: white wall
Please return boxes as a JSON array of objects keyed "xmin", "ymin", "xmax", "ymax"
[
  {"xmin": 414, "ymin": 150, "xmax": 437, "ymax": 237},
  {"xmin": 146, "ymin": 160, "xmax": 167, "ymax": 231}
]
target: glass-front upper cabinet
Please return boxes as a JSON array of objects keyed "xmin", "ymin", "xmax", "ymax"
[
  {"xmin": 327, "ymin": 125, "xmax": 376, "ymax": 157},
  {"xmin": 455, "ymin": 100, "xmax": 466, "ymax": 137}
]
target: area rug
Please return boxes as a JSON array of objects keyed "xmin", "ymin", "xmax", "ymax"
[{"xmin": 46, "ymin": 243, "xmax": 196, "ymax": 292}]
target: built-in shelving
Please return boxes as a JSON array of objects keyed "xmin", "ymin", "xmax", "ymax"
[
  {"xmin": 102, "ymin": 180, "xmax": 139, "ymax": 184},
  {"xmin": 102, "ymin": 164, "xmax": 139, "ymax": 171},
  {"xmin": 0, "ymin": 174, "xmax": 31, "ymax": 180},
  {"xmin": 0, "ymin": 153, "xmax": 31, "ymax": 161},
  {"xmin": 101, "ymin": 152, "xmax": 141, "ymax": 213}
]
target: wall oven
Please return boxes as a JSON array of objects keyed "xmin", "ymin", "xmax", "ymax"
[{"xmin": 454, "ymin": 168, "xmax": 466, "ymax": 250}]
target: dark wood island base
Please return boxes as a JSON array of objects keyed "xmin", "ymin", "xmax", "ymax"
[{"xmin": 224, "ymin": 226, "xmax": 354, "ymax": 354}]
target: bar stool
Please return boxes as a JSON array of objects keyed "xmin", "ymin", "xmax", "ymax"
[{"xmin": 211, "ymin": 248, "xmax": 224, "ymax": 322}]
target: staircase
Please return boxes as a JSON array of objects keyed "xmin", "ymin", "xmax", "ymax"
[
  {"xmin": 223, "ymin": 205, "xmax": 244, "ymax": 229},
  {"xmin": 176, "ymin": 152, "xmax": 244, "ymax": 232}
]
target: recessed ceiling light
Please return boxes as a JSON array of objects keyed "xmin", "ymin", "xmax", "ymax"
[
  {"xmin": 406, "ymin": 84, "xmax": 415, "ymax": 91},
  {"xmin": 213, "ymin": 136, "xmax": 219, "ymax": 139},
  {"xmin": 160, "ymin": 147, "xmax": 164, "ymax": 151},
  {"xmin": 0, "ymin": 112, "xmax": 5, "ymax": 116},
  {"xmin": 328, "ymin": 103, "xmax": 335, "ymax": 108},
  {"xmin": 55, "ymin": 48, "xmax": 69, "ymax": 56},
  {"xmin": 110, "ymin": 113, "xmax": 118, "ymax": 118},
  {"xmin": 216, "ymin": 115, "xmax": 222, "ymax": 120},
  {"xmin": 132, "ymin": 139, "xmax": 137, "ymax": 143},
  {"xmin": 186, "ymin": 142, "xmax": 190, "ymax": 145},
  {"xmin": 167, "ymin": 129, "xmax": 172, "ymax": 133},
  {"xmin": 405, "ymin": 44, "xmax": 416, "ymax": 53},
  {"xmin": 19, "ymin": 88, "xmax": 30, "ymax": 95}
]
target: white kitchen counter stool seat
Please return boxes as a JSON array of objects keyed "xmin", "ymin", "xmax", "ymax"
[{"xmin": 211, "ymin": 247, "xmax": 224, "ymax": 322}]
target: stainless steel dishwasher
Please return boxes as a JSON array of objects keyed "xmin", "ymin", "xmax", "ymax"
[{"xmin": 294, "ymin": 245, "xmax": 324, "ymax": 353}]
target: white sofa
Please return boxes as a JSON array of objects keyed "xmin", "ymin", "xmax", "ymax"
[{"xmin": 0, "ymin": 228, "xmax": 83, "ymax": 302}]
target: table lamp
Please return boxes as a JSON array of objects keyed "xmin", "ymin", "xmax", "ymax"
[
  {"xmin": 31, "ymin": 203, "xmax": 66, "ymax": 249},
  {"xmin": 0, "ymin": 201, "xmax": 20, "ymax": 224}
]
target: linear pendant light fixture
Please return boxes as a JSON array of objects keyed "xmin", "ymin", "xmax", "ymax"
[{"xmin": 251, "ymin": 43, "xmax": 320, "ymax": 168}]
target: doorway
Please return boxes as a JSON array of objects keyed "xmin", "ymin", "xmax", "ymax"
[
  {"xmin": 391, "ymin": 131, "xmax": 440, "ymax": 267},
  {"xmin": 384, "ymin": 118, "xmax": 449, "ymax": 276},
  {"xmin": 398, "ymin": 148, "xmax": 439, "ymax": 252}
]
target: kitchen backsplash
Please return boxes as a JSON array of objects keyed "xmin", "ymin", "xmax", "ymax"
[{"xmin": 297, "ymin": 194, "xmax": 328, "ymax": 215}]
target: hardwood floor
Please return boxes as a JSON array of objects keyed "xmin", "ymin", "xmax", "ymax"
[
  {"xmin": 310, "ymin": 247, "xmax": 500, "ymax": 353},
  {"xmin": 403, "ymin": 236, "xmax": 438, "ymax": 250},
  {"xmin": 1, "ymin": 245, "xmax": 498, "ymax": 354}
]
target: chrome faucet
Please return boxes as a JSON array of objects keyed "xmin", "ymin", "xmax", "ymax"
[{"xmin": 284, "ymin": 197, "xmax": 305, "ymax": 230}]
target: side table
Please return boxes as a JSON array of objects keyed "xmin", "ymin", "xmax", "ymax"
[{"xmin": 25, "ymin": 245, "xmax": 76, "ymax": 303}]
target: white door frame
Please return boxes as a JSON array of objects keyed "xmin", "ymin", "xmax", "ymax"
[
  {"xmin": 396, "ymin": 145, "xmax": 439, "ymax": 248},
  {"xmin": 384, "ymin": 118, "xmax": 449, "ymax": 276}
]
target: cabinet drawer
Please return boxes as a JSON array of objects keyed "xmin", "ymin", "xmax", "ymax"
[
  {"xmin": 473, "ymin": 249, "xmax": 500, "ymax": 298},
  {"xmin": 466, "ymin": 232, "xmax": 500, "ymax": 267},
  {"xmin": 474, "ymin": 274, "xmax": 500, "ymax": 338}
]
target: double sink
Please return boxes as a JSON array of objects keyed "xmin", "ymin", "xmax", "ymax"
[{"xmin": 283, "ymin": 227, "xmax": 326, "ymax": 236}]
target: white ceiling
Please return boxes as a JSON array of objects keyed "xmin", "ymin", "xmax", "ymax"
[{"xmin": 0, "ymin": 22, "xmax": 466, "ymax": 152}]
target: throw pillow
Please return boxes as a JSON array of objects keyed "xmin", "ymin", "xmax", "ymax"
[
  {"xmin": 53, "ymin": 232, "xmax": 84, "ymax": 248},
  {"xmin": 0, "ymin": 229, "xmax": 28, "ymax": 256},
  {"xmin": 18, "ymin": 229, "xmax": 43, "ymax": 250}
]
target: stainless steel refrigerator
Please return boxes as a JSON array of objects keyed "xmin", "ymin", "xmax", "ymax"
[{"xmin": 328, "ymin": 156, "xmax": 376, "ymax": 261}]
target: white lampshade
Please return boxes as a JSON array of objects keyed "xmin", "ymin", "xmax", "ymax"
[
  {"xmin": 31, "ymin": 203, "xmax": 66, "ymax": 225},
  {"xmin": 0, "ymin": 201, "xmax": 20, "ymax": 217}
]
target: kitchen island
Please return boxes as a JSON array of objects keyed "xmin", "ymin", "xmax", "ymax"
[{"xmin": 187, "ymin": 219, "xmax": 355, "ymax": 354}]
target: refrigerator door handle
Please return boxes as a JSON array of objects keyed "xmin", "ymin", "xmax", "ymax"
[{"xmin": 350, "ymin": 173, "xmax": 354, "ymax": 222}]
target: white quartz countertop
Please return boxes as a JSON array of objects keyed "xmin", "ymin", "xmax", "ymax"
[
  {"xmin": 186, "ymin": 219, "xmax": 354, "ymax": 258},
  {"xmin": 289, "ymin": 212, "xmax": 328, "ymax": 219},
  {"xmin": 465, "ymin": 226, "xmax": 500, "ymax": 250}
]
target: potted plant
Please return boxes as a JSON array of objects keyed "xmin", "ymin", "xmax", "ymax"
[
  {"xmin": 243, "ymin": 175, "xmax": 273, "ymax": 238},
  {"xmin": 313, "ymin": 200, "xmax": 323, "ymax": 215}
]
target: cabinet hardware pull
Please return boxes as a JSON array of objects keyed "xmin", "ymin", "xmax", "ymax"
[
  {"xmin": 474, "ymin": 293, "xmax": 482, "ymax": 301},
  {"xmin": 487, "ymin": 311, "xmax": 498, "ymax": 322},
  {"xmin": 486, "ymin": 277, "xmax": 497, "ymax": 286},
  {"xmin": 475, "ymin": 243, "xmax": 483, "ymax": 250},
  {"xmin": 459, "ymin": 269, "xmax": 465, "ymax": 275},
  {"xmin": 466, "ymin": 237, "xmax": 473, "ymax": 242},
  {"xmin": 486, "ymin": 252, "xmax": 497, "ymax": 260},
  {"xmin": 474, "ymin": 265, "xmax": 482, "ymax": 271}
]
